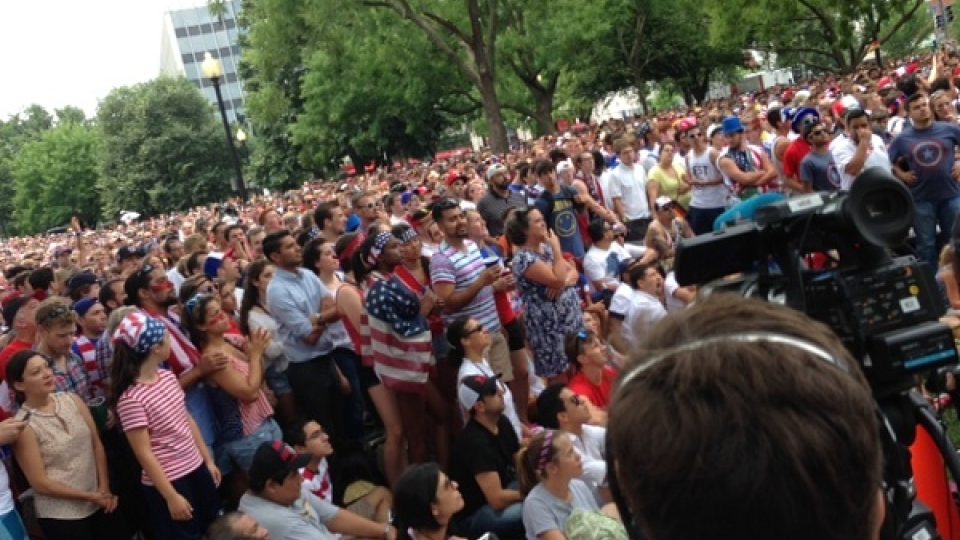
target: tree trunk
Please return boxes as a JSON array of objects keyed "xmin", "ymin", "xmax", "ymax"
[
  {"xmin": 532, "ymin": 88, "xmax": 555, "ymax": 136},
  {"xmin": 477, "ymin": 74, "xmax": 509, "ymax": 153}
]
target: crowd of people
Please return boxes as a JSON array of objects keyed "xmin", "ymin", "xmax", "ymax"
[{"xmin": 0, "ymin": 48, "xmax": 956, "ymax": 540}]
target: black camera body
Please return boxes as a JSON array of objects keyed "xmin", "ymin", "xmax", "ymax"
[{"xmin": 675, "ymin": 167, "xmax": 957, "ymax": 396}]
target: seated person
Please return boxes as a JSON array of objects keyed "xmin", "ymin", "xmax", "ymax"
[
  {"xmin": 564, "ymin": 330, "xmax": 618, "ymax": 421},
  {"xmin": 239, "ymin": 441, "xmax": 397, "ymax": 540},
  {"xmin": 582, "ymin": 219, "xmax": 632, "ymax": 299},
  {"xmin": 286, "ymin": 419, "xmax": 392, "ymax": 525},
  {"xmin": 449, "ymin": 375, "xmax": 524, "ymax": 539},
  {"xmin": 536, "ymin": 384, "xmax": 607, "ymax": 494},
  {"xmin": 608, "ymin": 295, "xmax": 884, "ymax": 539},
  {"xmin": 517, "ymin": 430, "xmax": 621, "ymax": 540},
  {"xmin": 393, "ymin": 463, "xmax": 467, "ymax": 540},
  {"xmin": 205, "ymin": 511, "xmax": 270, "ymax": 540}
]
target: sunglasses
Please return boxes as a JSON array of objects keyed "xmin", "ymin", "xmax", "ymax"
[
  {"xmin": 464, "ymin": 325, "xmax": 486, "ymax": 337},
  {"xmin": 358, "ymin": 203, "xmax": 376, "ymax": 210},
  {"xmin": 687, "ymin": 132, "xmax": 702, "ymax": 138},
  {"xmin": 809, "ymin": 129, "xmax": 826, "ymax": 136},
  {"xmin": 37, "ymin": 305, "xmax": 71, "ymax": 325}
]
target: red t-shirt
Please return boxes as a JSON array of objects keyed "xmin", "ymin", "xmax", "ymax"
[
  {"xmin": 782, "ymin": 138, "xmax": 812, "ymax": 180},
  {"xmin": 568, "ymin": 366, "xmax": 618, "ymax": 410},
  {"xmin": 0, "ymin": 339, "xmax": 33, "ymax": 382}
]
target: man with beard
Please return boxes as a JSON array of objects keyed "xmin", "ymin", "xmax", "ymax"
[
  {"xmin": 264, "ymin": 231, "xmax": 344, "ymax": 449},
  {"xmin": 888, "ymin": 92, "xmax": 960, "ymax": 267},
  {"xmin": 430, "ymin": 200, "xmax": 521, "ymax": 414},
  {"xmin": 125, "ymin": 262, "xmax": 227, "ymax": 450},
  {"xmin": 478, "ymin": 163, "xmax": 527, "ymax": 238}
]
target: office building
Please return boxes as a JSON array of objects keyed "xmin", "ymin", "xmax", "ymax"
[{"xmin": 160, "ymin": 0, "xmax": 246, "ymax": 123}]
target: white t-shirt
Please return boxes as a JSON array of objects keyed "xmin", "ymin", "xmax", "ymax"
[
  {"xmin": 607, "ymin": 162, "xmax": 650, "ymax": 221},
  {"xmin": 622, "ymin": 288, "xmax": 668, "ymax": 348},
  {"xmin": 829, "ymin": 133, "xmax": 892, "ymax": 190},
  {"xmin": 570, "ymin": 424, "xmax": 607, "ymax": 489},
  {"xmin": 167, "ymin": 266, "xmax": 185, "ymax": 296},
  {"xmin": 583, "ymin": 242, "xmax": 631, "ymax": 291},
  {"xmin": 664, "ymin": 272, "xmax": 688, "ymax": 313},
  {"xmin": 458, "ymin": 359, "xmax": 523, "ymax": 441},
  {"xmin": 608, "ymin": 283, "xmax": 634, "ymax": 319}
]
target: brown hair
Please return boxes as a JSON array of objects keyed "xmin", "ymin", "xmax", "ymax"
[
  {"xmin": 515, "ymin": 429, "xmax": 568, "ymax": 495},
  {"xmin": 608, "ymin": 294, "xmax": 881, "ymax": 540},
  {"xmin": 35, "ymin": 297, "xmax": 75, "ymax": 329}
]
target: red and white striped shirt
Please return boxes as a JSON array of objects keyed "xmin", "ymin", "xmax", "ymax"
[
  {"xmin": 228, "ymin": 357, "xmax": 273, "ymax": 436},
  {"xmin": 117, "ymin": 369, "xmax": 203, "ymax": 485}
]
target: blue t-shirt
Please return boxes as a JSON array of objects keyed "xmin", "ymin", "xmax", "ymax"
[
  {"xmin": 799, "ymin": 150, "xmax": 842, "ymax": 192},
  {"xmin": 535, "ymin": 185, "xmax": 585, "ymax": 259},
  {"xmin": 888, "ymin": 121, "xmax": 960, "ymax": 202},
  {"xmin": 346, "ymin": 213, "xmax": 361, "ymax": 233}
]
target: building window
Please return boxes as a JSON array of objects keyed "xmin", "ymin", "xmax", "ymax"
[
  {"xmin": 200, "ymin": 23, "xmax": 213, "ymax": 34},
  {"xmin": 219, "ymin": 46, "xmax": 231, "ymax": 58},
  {"xmin": 181, "ymin": 53, "xmax": 194, "ymax": 64},
  {"xmin": 194, "ymin": 52, "xmax": 206, "ymax": 62},
  {"xmin": 225, "ymin": 19, "xmax": 236, "ymax": 29},
  {"xmin": 175, "ymin": 27, "xmax": 188, "ymax": 38},
  {"xmin": 213, "ymin": 21, "xmax": 225, "ymax": 32},
  {"xmin": 225, "ymin": 72, "xmax": 238, "ymax": 83},
  {"xmin": 231, "ymin": 98, "xmax": 243, "ymax": 109},
  {"xmin": 231, "ymin": 45, "xmax": 241, "ymax": 56},
  {"xmin": 187, "ymin": 25, "xmax": 200, "ymax": 36}
]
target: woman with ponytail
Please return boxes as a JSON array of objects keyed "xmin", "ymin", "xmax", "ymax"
[
  {"xmin": 111, "ymin": 311, "xmax": 221, "ymax": 539},
  {"xmin": 446, "ymin": 317, "xmax": 524, "ymax": 441},
  {"xmin": 393, "ymin": 463, "xmax": 466, "ymax": 540},
  {"xmin": 516, "ymin": 429, "xmax": 598, "ymax": 540}
]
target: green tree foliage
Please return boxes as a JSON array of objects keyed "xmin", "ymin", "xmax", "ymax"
[
  {"xmin": 238, "ymin": 0, "xmax": 314, "ymax": 190},
  {"xmin": 96, "ymin": 77, "xmax": 234, "ymax": 219},
  {"xmin": 707, "ymin": 0, "xmax": 925, "ymax": 73},
  {"xmin": 292, "ymin": 3, "xmax": 472, "ymax": 169},
  {"xmin": 11, "ymin": 123, "xmax": 101, "ymax": 234},
  {"xmin": 361, "ymin": 0, "xmax": 512, "ymax": 152},
  {"xmin": 0, "ymin": 105, "xmax": 55, "ymax": 235}
]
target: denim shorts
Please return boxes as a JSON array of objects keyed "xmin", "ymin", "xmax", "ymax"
[
  {"xmin": 265, "ymin": 365, "xmax": 293, "ymax": 396},
  {"xmin": 220, "ymin": 417, "xmax": 282, "ymax": 474}
]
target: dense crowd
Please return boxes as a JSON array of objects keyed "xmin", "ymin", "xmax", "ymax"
[{"xmin": 0, "ymin": 48, "xmax": 958, "ymax": 540}]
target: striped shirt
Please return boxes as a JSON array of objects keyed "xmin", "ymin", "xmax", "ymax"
[
  {"xmin": 71, "ymin": 335, "xmax": 107, "ymax": 387},
  {"xmin": 366, "ymin": 274, "xmax": 433, "ymax": 395},
  {"xmin": 117, "ymin": 369, "xmax": 204, "ymax": 485},
  {"xmin": 229, "ymin": 357, "xmax": 273, "ymax": 436},
  {"xmin": 430, "ymin": 240, "xmax": 501, "ymax": 332}
]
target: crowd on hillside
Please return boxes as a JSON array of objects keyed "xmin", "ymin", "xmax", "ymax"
[{"xmin": 0, "ymin": 48, "xmax": 958, "ymax": 540}]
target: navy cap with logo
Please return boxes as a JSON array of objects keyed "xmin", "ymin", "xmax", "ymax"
[{"xmin": 249, "ymin": 440, "xmax": 312, "ymax": 491}]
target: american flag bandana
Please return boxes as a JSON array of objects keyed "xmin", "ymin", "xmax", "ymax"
[{"xmin": 113, "ymin": 312, "xmax": 167, "ymax": 355}]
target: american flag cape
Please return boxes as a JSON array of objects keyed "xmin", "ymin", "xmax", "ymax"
[{"xmin": 364, "ymin": 272, "xmax": 433, "ymax": 395}]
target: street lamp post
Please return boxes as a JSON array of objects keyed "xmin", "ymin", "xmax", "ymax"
[{"xmin": 201, "ymin": 52, "xmax": 247, "ymax": 201}]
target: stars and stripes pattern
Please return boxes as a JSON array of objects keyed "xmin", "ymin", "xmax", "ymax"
[
  {"xmin": 365, "ymin": 274, "xmax": 433, "ymax": 395},
  {"xmin": 113, "ymin": 311, "xmax": 166, "ymax": 355}
]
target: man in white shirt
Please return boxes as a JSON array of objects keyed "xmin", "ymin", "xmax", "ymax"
[
  {"xmin": 583, "ymin": 218, "xmax": 632, "ymax": 296},
  {"xmin": 536, "ymin": 384, "xmax": 607, "ymax": 491},
  {"xmin": 830, "ymin": 108, "xmax": 892, "ymax": 190},
  {"xmin": 622, "ymin": 262, "xmax": 667, "ymax": 349},
  {"xmin": 608, "ymin": 138, "xmax": 651, "ymax": 241}
]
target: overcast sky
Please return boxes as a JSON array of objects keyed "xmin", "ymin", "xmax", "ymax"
[{"xmin": 0, "ymin": 0, "xmax": 206, "ymax": 121}]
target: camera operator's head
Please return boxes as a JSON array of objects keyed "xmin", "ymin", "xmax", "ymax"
[{"xmin": 608, "ymin": 294, "xmax": 883, "ymax": 540}]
